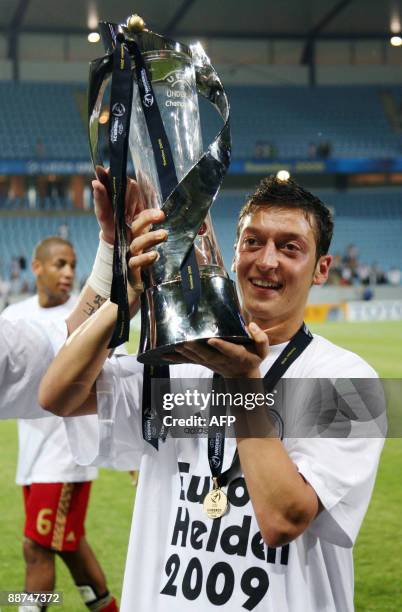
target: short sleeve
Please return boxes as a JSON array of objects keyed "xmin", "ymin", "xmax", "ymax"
[
  {"xmin": 64, "ymin": 353, "xmax": 145, "ymax": 469},
  {"xmin": 0, "ymin": 317, "xmax": 67, "ymax": 419},
  {"xmin": 287, "ymin": 436, "xmax": 384, "ymax": 547}
]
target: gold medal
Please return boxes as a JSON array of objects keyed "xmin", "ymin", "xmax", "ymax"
[{"xmin": 203, "ymin": 477, "xmax": 228, "ymax": 519}]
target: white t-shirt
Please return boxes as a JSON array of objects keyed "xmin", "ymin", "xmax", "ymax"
[
  {"xmin": 0, "ymin": 316, "xmax": 63, "ymax": 419},
  {"xmin": 65, "ymin": 335, "xmax": 384, "ymax": 612},
  {"xmin": 2, "ymin": 295, "xmax": 98, "ymax": 485}
]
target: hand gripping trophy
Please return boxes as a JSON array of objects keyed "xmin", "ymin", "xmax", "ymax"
[{"xmin": 88, "ymin": 13, "xmax": 249, "ymax": 365}]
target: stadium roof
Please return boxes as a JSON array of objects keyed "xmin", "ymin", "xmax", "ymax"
[{"xmin": 0, "ymin": 0, "xmax": 398, "ymax": 40}]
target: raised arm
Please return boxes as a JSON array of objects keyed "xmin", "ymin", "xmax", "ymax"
[
  {"xmin": 66, "ymin": 170, "xmax": 142, "ymax": 333},
  {"xmin": 39, "ymin": 208, "xmax": 167, "ymax": 417}
]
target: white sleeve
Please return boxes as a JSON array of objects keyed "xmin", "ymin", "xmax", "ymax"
[
  {"xmin": 0, "ymin": 317, "xmax": 67, "ymax": 419},
  {"xmin": 284, "ymin": 342, "xmax": 385, "ymax": 546},
  {"xmin": 64, "ymin": 354, "xmax": 145, "ymax": 470},
  {"xmin": 288, "ymin": 436, "xmax": 384, "ymax": 547}
]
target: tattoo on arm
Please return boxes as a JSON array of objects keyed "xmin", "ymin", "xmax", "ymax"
[{"xmin": 82, "ymin": 294, "xmax": 106, "ymax": 317}]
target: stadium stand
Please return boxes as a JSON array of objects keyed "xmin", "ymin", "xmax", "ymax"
[
  {"xmin": 0, "ymin": 83, "xmax": 401, "ymax": 161},
  {"xmin": 0, "ymin": 82, "xmax": 401, "ymax": 290},
  {"xmin": 0, "ymin": 82, "xmax": 88, "ymax": 160},
  {"xmin": 0, "ymin": 194, "xmax": 74, "ymax": 210},
  {"xmin": 0, "ymin": 188, "xmax": 401, "ymax": 290},
  {"xmin": 226, "ymin": 85, "xmax": 402, "ymax": 159}
]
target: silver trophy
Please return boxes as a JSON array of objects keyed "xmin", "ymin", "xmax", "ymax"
[{"xmin": 88, "ymin": 14, "xmax": 249, "ymax": 365}]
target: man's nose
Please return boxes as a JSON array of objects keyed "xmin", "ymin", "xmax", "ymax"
[
  {"xmin": 256, "ymin": 241, "xmax": 279, "ymax": 270},
  {"xmin": 63, "ymin": 265, "xmax": 75, "ymax": 279}
]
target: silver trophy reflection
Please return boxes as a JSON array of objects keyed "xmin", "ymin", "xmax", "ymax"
[{"xmin": 88, "ymin": 14, "xmax": 249, "ymax": 365}]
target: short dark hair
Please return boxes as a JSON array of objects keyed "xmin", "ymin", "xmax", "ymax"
[
  {"xmin": 236, "ymin": 176, "xmax": 334, "ymax": 258},
  {"xmin": 33, "ymin": 236, "xmax": 74, "ymax": 262}
]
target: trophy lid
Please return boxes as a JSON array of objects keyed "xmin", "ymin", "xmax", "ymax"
[{"xmin": 98, "ymin": 15, "xmax": 191, "ymax": 59}]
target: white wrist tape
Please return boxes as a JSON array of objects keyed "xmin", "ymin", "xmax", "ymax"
[{"xmin": 87, "ymin": 236, "xmax": 114, "ymax": 298}]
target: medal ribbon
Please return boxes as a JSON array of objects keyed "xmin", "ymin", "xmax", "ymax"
[
  {"xmin": 207, "ymin": 323, "xmax": 314, "ymax": 490},
  {"xmin": 207, "ymin": 375, "xmax": 228, "ymax": 484},
  {"xmin": 142, "ymin": 362, "xmax": 170, "ymax": 450}
]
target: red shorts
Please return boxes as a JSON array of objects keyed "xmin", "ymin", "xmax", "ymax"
[{"xmin": 23, "ymin": 482, "xmax": 91, "ymax": 552}]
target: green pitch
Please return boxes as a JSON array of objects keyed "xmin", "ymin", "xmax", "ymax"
[
  {"xmin": 309, "ymin": 320, "xmax": 402, "ymax": 378},
  {"xmin": 0, "ymin": 320, "xmax": 401, "ymax": 609}
]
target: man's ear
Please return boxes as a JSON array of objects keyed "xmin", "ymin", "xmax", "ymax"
[
  {"xmin": 31, "ymin": 258, "xmax": 42, "ymax": 277},
  {"xmin": 313, "ymin": 254, "xmax": 332, "ymax": 286}
]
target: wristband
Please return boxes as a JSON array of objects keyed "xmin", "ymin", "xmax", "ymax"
[{"xmin": 87, "ymin": 236, "xmax": 114, "ymax": 298}]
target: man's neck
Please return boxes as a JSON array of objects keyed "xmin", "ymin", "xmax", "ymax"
[
  {"xmin": 246, "ymin": 315, "xmax": 304, "ymax": 346},
  {"xmin": 37, "ymin": 292, "xmax": 68, "ymax": 309}
]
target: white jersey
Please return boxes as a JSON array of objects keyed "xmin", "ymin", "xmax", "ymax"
[
  {"xmin": 2, "ymin": 295, "xmax": 98, "ymax": 485},
  {"xmin": 65, "ymin": 335, "xmax": 384, "ymax": 612},
  {"xmin": 0, "ymin": 316, "xmax": 63, "ymax": 419}
]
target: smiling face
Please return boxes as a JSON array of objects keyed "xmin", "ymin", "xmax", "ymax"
[
  {"xmin": 33, "ymin": 243, "xmax": 76, "ymax": 308},
  {"xmin": 233, "ymin": 206, "xmax": 332, "ymax": 343}
]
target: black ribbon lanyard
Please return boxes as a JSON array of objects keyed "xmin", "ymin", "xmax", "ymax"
[
  {"xmin": 108, "ymin": 37, "xmax": 133, "ymax": 347},
  {"xmin": 207, "ymin": 323, "xmax": 314, "ymax": 489},
  {"xmin": 142, "ymin": 363, "xmax": 170, "ymax": 450},
  {"xmin": 207, "ymin": 374, "xmax": 231, "ymax": 487}
]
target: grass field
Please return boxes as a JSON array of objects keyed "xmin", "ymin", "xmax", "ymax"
[
  {"xmin": 308, "ymin": 320, "xmax": 402, "ymax": 378},
  {"xmin": 0, "ymin": 320, "xmax": 401, "ymax": 610}
]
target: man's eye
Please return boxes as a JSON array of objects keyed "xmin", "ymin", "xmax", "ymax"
[
  {"xmin": 283, "ymin": 243, "xmax": 299, "ymax": 252},
  {"xmin": 243, "ymin": 237, "xmax": 259, "ymax": 247}
]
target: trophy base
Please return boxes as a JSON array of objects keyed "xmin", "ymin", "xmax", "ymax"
[{"xmin": 137, "ymin": 275, "xmax": 251, "ymax": 366}]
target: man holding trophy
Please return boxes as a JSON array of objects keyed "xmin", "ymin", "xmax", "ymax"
[{"xmin": 38, "ymin": 14, "xmax": 383, "ymax": 612}]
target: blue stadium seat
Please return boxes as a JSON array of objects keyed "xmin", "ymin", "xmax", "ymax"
[
  {"xmin": 0, "ymin": 83, "xmax": 401, "ymax": 162},
  {"xmin": 0, "ymin": 192, "xmax": 401, "ymax": 286}
]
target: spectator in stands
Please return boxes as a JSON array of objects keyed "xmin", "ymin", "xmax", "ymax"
[
  {"xmin": 58, "ymin": 222, "xmax": 70, "ymax": 240},
  {"xmin": 0, "ymin": 274, "xmax": 10, "ymax": 300},
  {"xmin": 10, "ymin": 256, "xmax": 29, "ymax": 295},
  {"xmin": 372, "ymin": 262, "xmax": 387, "ymax": 285},
  {"xmin": 387, "ymin": 266, "xmax": 401, "ymax": 286},
  {"xmin": 10, "ymin": 256, "xmax": 22, "ymax": 279},
  {"xmin": 255, "ymin": 140, "xmax": 277, "ymax": 159},
  {"xmin": 340, "ymin": 265, "xmax": 353, "ymax": 286},
  {"xmin": 35, "ymin": 138, "xmax": 46, "ymax": 159},
  {"xmin": 362, "ymin": 286, "xmax": 374, "ymax": 301},
  {"xmin": 342, "ymin": 244, "xmax": 359, "ymax": 276},
  {"xmin": 317, "ymin": 141, "xmax": 332, "ymax": 159},
  {"xmin": 307, "ymin": 142, "xmax": 317, "ymax": 159},
  {"xmin": 357, "ymin": 262, "xmax": 371, "ymax": 286}
]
